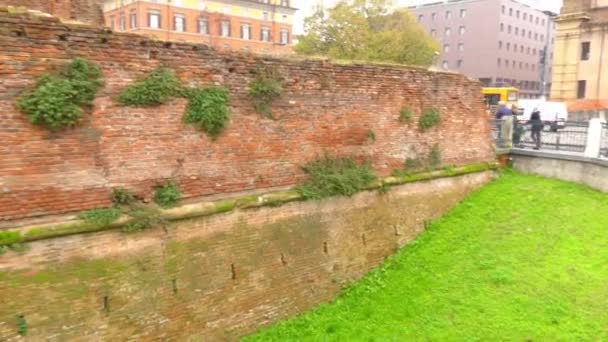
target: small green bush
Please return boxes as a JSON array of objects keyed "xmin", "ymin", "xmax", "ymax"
[
  {"xmin": 418, "ymin": 108, "xmax": 441, "ymax": 132},
  {"xmin": 296, "ymin": 158, "xmax": 377, "ymax": 199},
  {"xmin": 367, "ymin": 130, "xmax": 376, "ymax": 142},
  {"xmin": 0, "ymin": 231, "xmax": 23, "ymax": 246},
  {"xmin": 405, "ymin": 157, "xmax": 424, "ymax": 171},
  {"xmin": 249, "ymin": 68, "xmax": 282, "ymax": 118},
  {"xmin": 428, "ymin": 144, "xmax": 442, "ymax": 169},
  {"xmin": 17, "ymin": 58, "xmax": 103, "ymax": 130},
  {"xmin": 123, "ymin": 205, "xmax": 166, "ymax": 233},
  {"xmin": 118, "ymin": 66, "xmax": 182, "ymax": 107},
  {"xmin": 16, "ymin": 315, "xmax": 27, "ymax": 336},
  {"xmin": 78, "ymin": 208, "xmax": 122, "ymax": 226},
  {"xmin": 154, "ymin": 183, "xmax": 181, "ymax": 208},
  {"xmin": 112, "ymin": 187, "xmax": 136, "ymax": 205},
  {"xmin": 183, "ymin": 87, "xmax": 230, "ymax": 139},
  {"xmin": 399, "ymin": 107, "xmax": 413, "ymax": 123}
]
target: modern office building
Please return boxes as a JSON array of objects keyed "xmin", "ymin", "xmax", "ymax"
[
  {"xmin": 102, "ymin": 0, "xmax": 297, "ymax": 54},
  {"xmin": 551, "ymin": 0, "xmax": 608, "ymax": 118},
  {"xmin": 410, "ymin": 0, "xmax": 556, "ymax": 99}
]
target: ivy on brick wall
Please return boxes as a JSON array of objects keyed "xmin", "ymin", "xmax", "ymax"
[
  {"xmin": 249, "ymin": 66, "xmax": 283, "ymax": 119},
  {"xmin": 183, "ymin": 87, "xmax": 230, "ymax": 140},
  {"xmin": 118, "ymin": 66, "xmax": 182, "ymax": 107},
  {"xmin": 118, "ymin": 66, "xmax": 231, "ymax": 139},
  {"xmin": 17, "ymin": 58, "xmax": 103, "ymax": 130}
]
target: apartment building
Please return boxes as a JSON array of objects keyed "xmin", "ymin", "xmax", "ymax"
[
  {"xmin": 102, "ymin": 0, "xmax": 296, "ymax": 54},
  {"xmin": 551, "ymin": 0, "xmax": 608, "ymax": 117},
  {"xmin": 411, "ymin": 0, "xmax": 556, "ymax": 99}
]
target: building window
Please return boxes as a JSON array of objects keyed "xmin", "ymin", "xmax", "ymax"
[
  {"xmin": 445, "ymin": 28, "xmax": 451, "ymax": 36},
  {"xmin": 505, "ymin": 59, "xmax": 509, "ymax": 67},
  {"xmin": 542, "ymin": 18, "xmax": 546, "ymax": 26},
  {"xmin": 528, "ymin": 31, "xmax": 532, "ymax": 39},
  {"xmin": 527, "ymin": 47, "xmax": 530, "ymax": 54},
  {"xmin": 509, "ymin": 8, "xmax": 513, "ymax": 16},
  {"xmin": 444, "ymin": 44, "xmax": 449, "ymax": 53},
  {"xmin": 536, "ymin": 17, "xmax": 539, "ymax": 24},
  {"xmin": 148, "ymin": 11, "xmax": 161, "ymax": 29},
  {"xmin": 506, "ymin": 42, "xmax": 510, "ymax": 51},
  {"xmin": 459, "ymin": 26, "xmax": 465, "ymax": 35},
  {"xmin": 508, "ymin": 25, "xmax": 512, "ymax": 34},
  {"xmin": 261, "ymin": 26, "xmax": 270, "ymax": 42},
  {"xmin": 519, "ymin": 61, "xmax": 523, "ymax": 69},
  {"xmin": 457, "ymin": 59, "xmax": 463, "ymax": 68},
  {"xmin": 458, "ymin": 43, "xmax": 464, "ymax": 52},
  {"xmin": 516, "ymin": 10, "xmax": 520, "ymax": 19},
  {"xmin": 499, "ymin": 41, "xmax": 503, "ymax": 49},
  {"xmin": 533, "ymin": 48, "xmax": 537, "ymax": 55},
  {"xmin": 577, "ymin": 80, "xmax": 587, "ymax": 99},
  {"xmin": 281, "ymin": 0, "xmax": 289, "ymax": 6},
  {"xmin": 221, "ymin": 20, "xmax": 231, "ymax": 37},
  {"xmin": 520, "ymin": 46, "xmax": 524, "ymax": 53},
  {"xmin": 541, "ymin": 34, "xmax": 545, "ymax": 42},
  {"xmin": 445, "ymin": 11, "xmax": 451, "ymax": 19},
  {"xmin": 263, "ymin": 12, "xmax": 269, "ymax": 21},
  {"xmin": 130, "ymin": 11, "xmax": 136, "ymax": 29},
  {"xmin": 119, "ymin": 12, "xmax": 125, "ymax": 31},
  {"xmin": 512, "ymin": 60, "xmax": 516, "ymax": 68},
  {"xmin": 431, "ymin": 29, "xmax": 436, "ymax": 37},
  {"xmin": 418, "ymin": 14, "xmax": 424, "ymax": 22},
  {"xmin": 442, "ymin": 60, "xmax": 448, "ymax": 69},
  {"xmin": 174, "ymin": 14, "xmax": 185, "ymax": 32},
  {"xmin": 523, "ymin": 13, "xmax": 527, "ymax": 20},
  {"xmin": 514, "ymin": 44, "xmax": 518, "ymax": 52},
  {"xmin": 498, "ymin": 58, "xmax": 502, "ymax": 67},
  {"xmin": 502, "ymin": 5, "xmax": 505, "ymax": 14},
  {"xmin": 110, "ymin": 16, "xmax": 115, "ymax": 30},
  {"xmin": 432, "ymin": 12, "xmax": 437, "ymax": 21},
  {"xmin": 500, "ymin": 23, "xmax": 504, "ymax": 32},
  {"xmin": 515, "ymin": 27, "xmax": 519, "ymax": 35},
  {"xmin": 198, "ymin": 18, "xmax": 209, "ymax": 34},
  {"xmin": 460, "ymin": 9, "xmax": 466, "ymax": 18},
  {"xmin": 531, "ymin": 64, "xmax": 536, "ymax": 71},
  {"xmin": 241, "ymin": 24, "xmax": 251, "ymax": 40},
  {"xmin": 581, "ymin": 42, "xmax": 591, "ymax": 60},
  {"xmin": 521, "ymin": 29, "xmax": 525, "ymax": 37},
  {"xmin": 280, "ymin": 29, "xmax": 289, "ymax": 44}
]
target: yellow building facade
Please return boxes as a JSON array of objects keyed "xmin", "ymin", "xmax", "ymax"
[{"xmin": 551, "ymin": 0, "xmax": 608, "ymax": 116}]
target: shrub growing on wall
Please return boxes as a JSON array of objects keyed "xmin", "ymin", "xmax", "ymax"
[
  {"xmin": 418, "ymin": 107, "xmax": 441, "ymax": 132},
  {"xmin": 154, "ymin": 182, "xmax": 182, "ymax": 208},
  {"xmin": 249, "ymin": 67, "xmax": 283, "ymax": 118},
  {"xmin": 183, "ymin": 87, "xmax": 230, "ymax": 140},
  {"xmin": 17, "ymin": 58, "xmax": 103, "ymax": 130},
  {"xmin": 296, "ymin": 157, "xmax": 377, "ymax": 199},
  {"xmin": 118, "ymin": 66, "xmax": 182, "ymax": 107},
  {"xmin": 399, "ymin": 107, "xmax": 413, "ymax": 123}
]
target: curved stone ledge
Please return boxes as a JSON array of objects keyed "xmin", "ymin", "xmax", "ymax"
[{"xmin": 0, "ymin": 162, "xmax": 498, "ymax": 247}]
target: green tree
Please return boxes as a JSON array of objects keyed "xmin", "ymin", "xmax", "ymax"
[{"xmin": 295, "ymin": 0, "xmax": 439, "ymax": 66}]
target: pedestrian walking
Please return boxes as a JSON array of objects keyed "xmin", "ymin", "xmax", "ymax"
[{"xmin": 529, "ymin": 108, "xmax": 543, "ymax": 150}]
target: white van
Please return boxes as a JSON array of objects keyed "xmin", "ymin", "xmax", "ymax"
[{"xmin": 517, "ymin": 100, "xmax": 568, "ymax": 130}]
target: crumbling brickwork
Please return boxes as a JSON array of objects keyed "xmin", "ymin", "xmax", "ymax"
[
  {"xmin": 0, "ymin": 0, "xmax": 103, "ymax": 25},
  {"xmin": 0, "ymin": 10, "xmax": 494, "ymax": 222}
]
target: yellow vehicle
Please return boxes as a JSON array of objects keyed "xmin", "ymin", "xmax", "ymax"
[{"xmin": 482, "ymin": 87, "xmax": 519, "ymax": 110}]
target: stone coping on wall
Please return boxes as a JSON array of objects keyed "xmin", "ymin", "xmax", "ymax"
[
  {"xmin": 0, "ymin": 162, "xmax": 498, "ymax": 247},
  {"xmin": 510, "ymin": 149, "xmax": 608, "ymax": 167}
]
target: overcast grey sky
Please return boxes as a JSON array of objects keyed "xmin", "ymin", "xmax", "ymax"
[{"xmin": 293, "ymin": 0, "xmax": 563, "ymax": 34}]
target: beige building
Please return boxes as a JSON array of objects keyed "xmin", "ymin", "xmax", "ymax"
[{"xmin": 551, "ymin": 0, "xmax": 608, "ymax": 118}]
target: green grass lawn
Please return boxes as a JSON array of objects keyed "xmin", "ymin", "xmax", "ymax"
[{"xmin": 243, "ymin": 171, "xmax": 608, "ymax": 341}]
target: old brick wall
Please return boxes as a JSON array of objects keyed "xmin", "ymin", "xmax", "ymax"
[
  {"xmin": 0, "ymin": 11, "xmax": 494, "ymax": 222},
  {"xmin": 0, "ymin": 171, "xmax": 494, "ymax": 341},
  {"xmin": 0, "ymin": 0, "xmax": 103, "ymax": 25}
]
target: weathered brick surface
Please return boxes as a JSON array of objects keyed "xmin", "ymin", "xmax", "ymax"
[
  {"xmin": 0, "ymin": 12, "xmax": 494, "ymax": 222},
  {"xmin": 0, "ymin": 171, "xmax": 494, "ymax": 341},
  {"xmin": 0, "ymin": 0, "xmax": 104, "ymax": 25}
]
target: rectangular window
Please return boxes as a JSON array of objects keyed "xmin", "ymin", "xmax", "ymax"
[
  {"xmin": 442, "ymin": 60, "xmax": 448, "ymax": 69},
  {"xmin": 263, "ymin": 12, "xmax": 269, "ymax": 21},
  {"xmin": 119, "ymin": 12, "xmax": 125, "ymax": 31},
  {"xmin": 499, "ymin": 41, "xmax": 502, "ymax": 49},
  {"xmin": 445, "ymin": 11, "xmax": 451, "ymax": 19},
  {"xmin": 445, "ymin": 28, "xmax": 451, "ymax": 36},
  {"xmin": 130, "ymin": 11, "xmax": 136, "ymax": 29},
  {"xmin": 432, "ymin": 13, "xmax": 437, "ymax": 21},
  {"xmin": 444, "ymin": 44, "xmax": 449, "ymax": 53},
  {"xmin": 431, "ymin": 29, "xmax": 436, "ymax": 37},
  {"xmin": 174, "ymin": 15, "xmax": 185, "ymax": 32},
  {"xmin": 498, "ymin": 58, "xmax": 502, "ymax": 67},
  {"xmin": 281, "ymin": 0, "xmax": 289, "ymax": 6},
  {"xmin": 459, "ymin": 26, "xmax": 465, "ymax": 35},
  {"xmin": 280, "ymin": 28, "xmax": 289, "ymax": 44},
  {"xmin": 418, "ymin": 14, "xmax": 424, "ymax": 22},
  {"xmin": 241, "ymin": 24, "xmax": 251, "ymax": 40},
  {"xmin": 581, "ymin": 42, "xmax": 591, "ymax": 60},
  {"xmin": 148, "ymin": 11, "xmax": 160, "ymax": 29},
  {"xmin": 457, "ymin": 59, "xmax": 463, "ymax": 68},
  {"xmin": 198, "ymin": 18, "xmax": 209, "ymax": 34},
  {"xmin": 110, "ymin": 16, "xmax": 115, "ymax": 30},
  {"xmin": 500, "ymin": 23, "xmax": 504, "ymax": 32},
  {"xmin": 458, "ymin": 43, "xmax": 464, "ymax": 52},
  {"xmin": 261, "ymin": 26, "xmax": 270, "ymax": 42},
  {"xmin": 577, "ymin": 80, "xmax": 586, "ymax": 99},
  {"xmin": 460, "ymin": 9, "xmax": 466, "ymax": 18},
  {"xmin": 221, "ymin": 20, "xmax": 231, "ymax": 37}
]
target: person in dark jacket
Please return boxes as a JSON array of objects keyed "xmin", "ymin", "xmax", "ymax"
[{"xmin": 529, "ymin": 108, "xmax": 543, "ymax": 150}]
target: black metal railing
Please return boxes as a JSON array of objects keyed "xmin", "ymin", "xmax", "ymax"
[
  {"xmin": 515, "ymin": 121, "xmax": 589, "ymax": 153},
  {"xmin": 600, "ymin": 123, "xmax": 608, "ymax": 158}
]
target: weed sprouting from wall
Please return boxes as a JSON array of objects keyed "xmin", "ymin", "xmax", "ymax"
[
  {"xmin": 78, "ymin": 208, "xmax": 122, "ymax": 227},
  {"xmin": 418, "ymin": 108, "xmax": 441, "ymax": 132},
  {"xmin": 399, "ymin": 107, "xmax": 413, "ymax": 123},
  {"xmin": 367, "ymin": 130, "xmax": 376, "ymax": 142},
  {"xmin": 112, "ymin": 188, "xmax": 136, "ymax": 205},
  {"xmin": 118, "ymin": 66, "xmax": 182, "ymax": 107},
  {"xmin": 16, "ymin": 314, "xmax": 27, "ymax": 336},
  {"xmin": 393, "ymin": 144, "xmax": 443, "ymax": 176},
  {"xmin": 183, "ymin": 87, "xmax": 230, "ymax": 140},
  {"xmin": 154, "ymin": 183, "xmax": 181, "ymax": 208},
  {"xmin": 249, "ymin": 66, "xmax": 283, "ymax": 118},
  {"xmin": 296, "ymin": 157, "xmax": 377, "ymax": 199},
  {"xmin": 428, "ymin": 144, "xmax": 442, "ymax": 169},
  {"xmin": 17, "ymin": 58, "xmax": 103, "ymax": 130},
  {"xmin": 122, "ymin": 204, "xmax": 167, "ymax": 233}
]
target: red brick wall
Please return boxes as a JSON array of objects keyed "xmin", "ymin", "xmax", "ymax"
[
  {"xmin": 0, "ymin": 11, "xmax": 494, "ymax": 222},
  {"xmin": 0, "ymin": 0, "xmax": 103, "ymax": 25}
]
